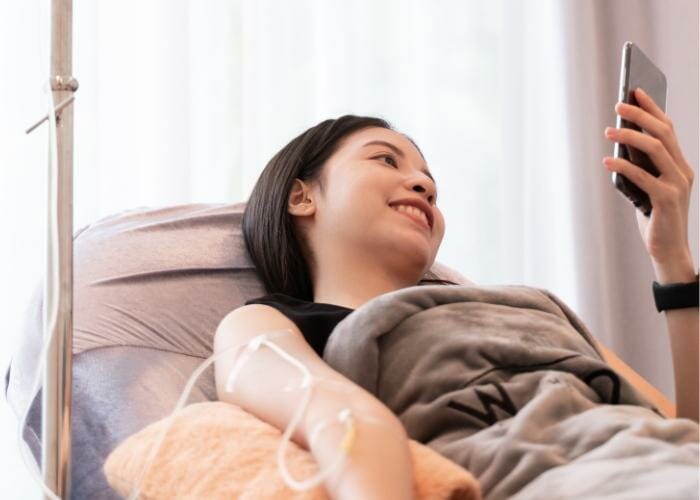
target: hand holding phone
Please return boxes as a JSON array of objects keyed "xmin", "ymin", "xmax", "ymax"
[{"xmin": 602, "ymin": 43, "xmax": 696, "ymax": 268}]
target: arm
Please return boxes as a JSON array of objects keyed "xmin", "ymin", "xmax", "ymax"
[
  {"xmin": 214, "ymin": 305, "xmax": 415, "ymax": 500},
  {"xmin": 595, "ymin": 258, "xmax": 698, "ymax": 422},
  {"xmin": 652, "ymin": 255, "xmax": 699, "ymax": 422},
  {"xmin": 602, "ymin": 87, "xmax": 698, "ymax": 423}
]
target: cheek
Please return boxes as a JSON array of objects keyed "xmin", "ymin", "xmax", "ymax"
[
  {"xmin": 322, "ymin": 181, "xmax": 383, "ymax": 229},
  {"xmin": 435, "ymin": 213, "xmax": 446, "ymax": 236},
  {"xmin": 423, "ymin": 213, "xmax": 446, "ymax": 250},
  {"xmin": 338, "ymin": 177, "xmax": 386, "ymax": 214}
]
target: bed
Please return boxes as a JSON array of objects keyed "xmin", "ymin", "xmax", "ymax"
[
  {"xmin": 4, "ymin": 202, "xmax": 692, "ymax": 499},
  {"xmin": 4, "ymin": 201, "xmax": 473, "ymax": 498}
]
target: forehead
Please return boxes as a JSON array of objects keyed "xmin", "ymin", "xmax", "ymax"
[
  {"xmin": 331, "ymin": 127, "xmax": 434, "ymax": 183},
  {"xmin": 340, "ymin": 127, "xmax": 423, "ymax": 159}
]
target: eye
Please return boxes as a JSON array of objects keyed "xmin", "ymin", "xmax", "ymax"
[
  {"xmin": 374, "ymin": 153, "xmax": 439, "ymax": 203},
  {"xmin": 374, "ymin": 154, "xmax": 398, "ymax": 168}
]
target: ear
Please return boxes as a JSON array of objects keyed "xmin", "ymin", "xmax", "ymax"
[{"xmin": 288, "ymin": 178, "xmax": 316, "ymax": 217}]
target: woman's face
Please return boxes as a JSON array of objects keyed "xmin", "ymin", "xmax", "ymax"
[{"xmin": 298, "ymin": 126, "xmax": 446, "ymax": 280}]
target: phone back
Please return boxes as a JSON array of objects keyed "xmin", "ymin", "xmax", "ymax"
[{"xmin": 612, "ymin": 41, "xmax": 667, "ymax": 216}]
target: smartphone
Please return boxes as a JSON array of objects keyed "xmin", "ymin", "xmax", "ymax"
[{"xmin": 611, "ymin": 41, "xmax": 667, "ymax": 217}]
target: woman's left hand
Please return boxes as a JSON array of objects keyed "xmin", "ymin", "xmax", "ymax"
[{"xmin": 602, "ymin": 87, "xmax": 696, "ymax": 267}]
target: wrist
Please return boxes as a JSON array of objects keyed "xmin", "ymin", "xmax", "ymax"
[
  {"xmin": 314, "ymin": 412, "xmax": 413, "ymax": 500},
  {"xmin": 652, "ymin": 252, "xmax": 697, "ymax": 285}
]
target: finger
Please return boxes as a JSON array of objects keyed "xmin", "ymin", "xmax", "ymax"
[
  {"xmin": 602, "ymin": 156, "xmax": 666, "ymax": 202},
  {"xmin": 634, "ymin": 88, "xmax": 668, "ymax": 123},
  {"xmin": 605, "ymin": 126, "xmax": 678, "ymax": 179},
  {"xmin": 615, "ymin": 100, "xmax": 687, "ymax": 169}
]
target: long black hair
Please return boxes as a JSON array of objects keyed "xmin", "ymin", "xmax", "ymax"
[{"xmin": 242, "ymin": 114, "xmax": 457, "ymax": 301}]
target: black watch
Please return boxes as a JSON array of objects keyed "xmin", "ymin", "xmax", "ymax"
[{"xmin": 652, "ymin": 272, "xmax": 700, "ymax": 312}]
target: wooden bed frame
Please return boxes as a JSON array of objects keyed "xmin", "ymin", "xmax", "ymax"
[{"xmin": 595, "ymin": 339, "xmax": 676, "ymax": 418}]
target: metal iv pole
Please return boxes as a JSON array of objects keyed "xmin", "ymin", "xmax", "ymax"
[{"xmin": 24, "ymin": 0, "xmax": 78, "ymax": 497}]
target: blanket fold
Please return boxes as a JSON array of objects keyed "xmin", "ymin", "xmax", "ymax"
[{"xmin": 322, "ymin": 284, "xmax": 699, "ymax": 500}]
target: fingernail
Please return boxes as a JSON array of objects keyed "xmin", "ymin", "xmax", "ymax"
[{"xmin": 636, "ymin": 87, "xmax": 646, "ymax": 96}]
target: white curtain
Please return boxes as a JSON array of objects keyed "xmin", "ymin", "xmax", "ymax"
[
  {"xmin": 0, "ymin": 0, "xmax": 697, "ymax": 496},
  {"xmin": 557, "ymin": 0, "xmax": 698, "ymax": 404}
]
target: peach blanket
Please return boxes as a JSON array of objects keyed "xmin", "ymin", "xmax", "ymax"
[{"xmin": 104, "ymin": 401, "xmax": 482, "ymax": 499}]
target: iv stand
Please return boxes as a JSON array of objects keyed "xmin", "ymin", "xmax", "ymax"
[{"xmin": 25, "ymin": 0, "xmax": 79, "ymax": 497}]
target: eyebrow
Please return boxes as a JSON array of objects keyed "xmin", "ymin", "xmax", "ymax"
[{"xmin": 362, "ymin": 140, "xmax": 434, "ymax": 183}]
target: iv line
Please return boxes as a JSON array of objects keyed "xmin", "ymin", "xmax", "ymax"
[{"xmin": 15, "ymin": 79, "xmax": 63, "ymax": 500}]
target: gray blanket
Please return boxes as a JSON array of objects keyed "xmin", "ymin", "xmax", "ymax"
[{"xmin": 322, "ymin": 284, "xmax": 699, "ymax": 500}]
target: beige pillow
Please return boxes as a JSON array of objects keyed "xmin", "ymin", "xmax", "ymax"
[
  {"xmin": 72, "ymin": 202, "xmax": 474, "ymax": 358},
  {"xmin": 104, "ymin": 401, "xmax": 482, "ymax": 500}
]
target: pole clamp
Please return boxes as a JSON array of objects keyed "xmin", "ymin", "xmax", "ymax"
[{"xmin": 50, "ymin": 75, "xmax": 79, "ymax": 92}]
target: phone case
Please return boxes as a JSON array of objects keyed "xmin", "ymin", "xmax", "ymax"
[{"xmin": 612, "ymin": 41, "xmax": 667, "ymax": 217}]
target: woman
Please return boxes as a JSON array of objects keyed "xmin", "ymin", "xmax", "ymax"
[{"xmin": 214, "ymin": 89, "xmax": 697, "ymax": 499}]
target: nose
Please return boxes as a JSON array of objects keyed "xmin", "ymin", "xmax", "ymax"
[{"xmin": 407, "ymin": 176, "xmax": 437, "ymax": 205}]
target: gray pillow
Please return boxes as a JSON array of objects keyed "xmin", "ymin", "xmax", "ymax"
[{"xmin": 4, "ymin": 201, "xmax": 474, "ymax": 499}]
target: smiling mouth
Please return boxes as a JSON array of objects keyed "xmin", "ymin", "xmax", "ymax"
[{"xmin": 392, "ymin": 208, "xmax": 432, "ymax": 232}]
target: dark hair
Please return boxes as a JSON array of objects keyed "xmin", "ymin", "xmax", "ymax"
[{"xmin": 242, "ymin": 114, "xmax": 457, "ymax": 301}]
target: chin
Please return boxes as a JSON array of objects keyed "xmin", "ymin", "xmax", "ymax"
[
  {"xmin": 397, "ymin": 232, "xmax": 434, "ymax": 257},
  {"xmin": 399, "ymin": 249, "xmax": 433, "ymax": 276}
]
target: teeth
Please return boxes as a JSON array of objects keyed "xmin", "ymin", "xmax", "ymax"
[{"xmin": 392, "ymin": 204, "xmax": 429, "ymax": 226}]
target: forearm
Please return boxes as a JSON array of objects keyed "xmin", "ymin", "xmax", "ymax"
[
  {"xmin": 214, "ymin": 319, "xmax": 414, "ymax": 498},
  {"xmin": 302, "ymin": 382, "xmax": 415, "ymax": 500},
  {"xmin": 664, "ymin": 306, "xmax": 699, "ymax": 422},
  {"xmin": 653, "ymin": 255, "xmax": 699, "ymax": 423}
]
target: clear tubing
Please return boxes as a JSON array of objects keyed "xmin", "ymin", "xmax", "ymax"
[
  {"xmin": 125, "ymin": 331, "xmax": 290, "ymax": 499},
  {"xmin": 19, "ymin": 305, "xmax": 402, "ymax": 498},
  {"xmin": 225, "ymin": 331, "xmax": 356, "ymax": 491},
  {"xmin": 16, "ymin": 81, "xmax": 63, "ymax": 500},
  {"xmin": 127, "ymin": 328, "xmax": 404, "ymax": 498}
]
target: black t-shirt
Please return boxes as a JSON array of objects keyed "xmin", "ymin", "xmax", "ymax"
[{"xmin": 244, "ymin": 293, "xmax": 354, "ymax": 357}]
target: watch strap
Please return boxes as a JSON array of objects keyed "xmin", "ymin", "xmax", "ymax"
[{"xmin": 652, "ymin": 273, "xmax": 700, "ymax": 312}]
